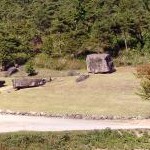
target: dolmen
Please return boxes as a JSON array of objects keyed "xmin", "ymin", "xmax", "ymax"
[
  {"xmin": 0, "ymin": 80, "xmax": 5, "ymax": 87},
  {"xmin": 86, "ymin": 53, "xmax": 115, "ymax": 74},
  {"xmin": 12, "ymin": 78, "xmax": 47, "ymax": 90}
]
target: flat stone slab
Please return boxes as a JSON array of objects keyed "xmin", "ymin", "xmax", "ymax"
[{"xmin": 12, "ymin": 78, "xmax": 46, "ymax": 90}]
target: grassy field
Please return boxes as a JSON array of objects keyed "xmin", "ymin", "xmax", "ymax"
[
  {"xmin": 0, "ymin": 129, "xmax": 150, "ymax": 150},
  {"xmin": 0, "ymin": 67, "xmax": 150, "ymax": 117}
]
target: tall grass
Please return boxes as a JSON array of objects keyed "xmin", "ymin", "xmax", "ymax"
[
  {"xmin": 114, "ymin": 50, "xmax": 150, "ymax": 67},
  {"xmin": 33, "ymin": 50, "xmax": 150, "ymax": 70},
  {"xmin": 34, "ymin": 53, "xmax": 86, "ymax": 70}
]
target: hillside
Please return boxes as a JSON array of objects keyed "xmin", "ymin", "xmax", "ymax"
[{"xmin": 0, "ymin": 0, "xmax": 150, "ymax": 68}]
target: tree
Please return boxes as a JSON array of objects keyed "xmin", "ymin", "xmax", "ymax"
[{"xmin": 0, "ymin": 0, "xmax": 150, "ymax": 63}]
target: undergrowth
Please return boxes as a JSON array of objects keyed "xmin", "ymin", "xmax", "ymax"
[
  {"xmin": 0, "ymin": 129, "xmax": 150, "ymax": 150},
  {"xmin": 114, "ymin": 50, "xmax": 150, "ymax": 67},
  {"xmin": 33, "ymin": 53, "xmax": 86, "ymax": 70},
  {"xmin": 33, "ymin": 50, "xmax": 150, "ymax": 70},
  {"xmin": 136, "ymin": 64, "xmax": 150, "ymax": 100}
]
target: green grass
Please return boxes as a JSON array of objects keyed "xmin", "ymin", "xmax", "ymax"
[
  {"xmin": 0, "ymin": 67, "xmax": 150, "ymax": 117},
  {"xmin": 0, "ymin": 129, "xmax": 150, "ymax": 150}
]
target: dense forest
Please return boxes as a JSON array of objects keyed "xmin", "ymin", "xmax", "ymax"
[{"xmin": 0, "ymin": 0, "xmax": 150, "ymax": 69}]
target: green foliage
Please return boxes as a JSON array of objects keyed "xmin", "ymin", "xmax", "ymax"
[
  {"xmin": 0, "ymin": 0, "xmax": 150, "ymax": 67},
  {"xmin": 138, "ymin": 79, "xmax": 150, "ymax": 100},
  {"xmin": 0, "ymin": 130, "xmax": 150, "ymax": 150},
  {"xmin": 42, "ymin": 36, "xmax": 54, "ymax": 55},
  {"xmin": 137, "ymin": 64, "xmax": 150, "ymax": 100},
  {"xmin": 25, "ymin": 61, "xmax": 36, "ymax": 76},
  {"xmin": 13, "ymin": 53, "xmax": 30, "ymax": 65}
]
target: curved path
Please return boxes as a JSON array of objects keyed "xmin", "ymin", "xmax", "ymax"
[{"xmin": 0, "ymin": 114, "xmax": 150, "ymax": 133}]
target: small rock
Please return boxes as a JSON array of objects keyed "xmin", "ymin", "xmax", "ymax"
[
  {"xmin": 76, "ymin": 74, "xmax": 89, "ymax": 82},
  {"xmin": 75, "ymin": 114, "xmax": 83, "ymax": 119},
  {"xmin": 30, "ymin": 112, "xmax": 37, "ymax": 116}
]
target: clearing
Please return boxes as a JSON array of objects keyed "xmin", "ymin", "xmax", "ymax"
[{"xmin": 0, "ymin": 67, "xmax": 150, "ymax": 117}]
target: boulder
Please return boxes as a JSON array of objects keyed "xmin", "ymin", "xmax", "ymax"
[
  {"xmin": 12, "ymin": 78, "xmax": 47, "ymax": 90},
  {"xmin": 86, "ymin": 53, "xmax": 115, "ymax": 74},
  {"xmin": 0, "ymin": 80, "xmax": 5, "ymax": 87}
]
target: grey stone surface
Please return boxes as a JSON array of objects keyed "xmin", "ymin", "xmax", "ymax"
[
  {"xmin": 86, "ymin": 53, "xmax": 115, "ymax": 73},
  {"xmin": 12, "ymin": 78, "xmax": 47, "ymax": 89},
  {"xmin": 76, "ymin": 74, "xmax": 89, "ymax": 82}
]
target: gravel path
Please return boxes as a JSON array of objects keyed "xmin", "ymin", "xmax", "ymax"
[{"xmin": 0, "ymin": 115, "xmax": 150, "ymax": 133}]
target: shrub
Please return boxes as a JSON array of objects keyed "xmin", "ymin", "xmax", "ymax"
[
  {"xmin": 34, "ymin": 53, "xmax": 51, "ymax": 68},
  {"xmin": 136, "ymin": 64, "xmax": 150, "ymax": 79},
  {"xmin": 25, "ymin": 61, "xmax": 36, "ymax": 76},
  {"xmin": 138, "ymin": 78, "xmax": 150, "ymax": 100},
  {"xmin": 137, "ymin": 64, "xmax": 150, "ymax": 100},
  {"xmin": 13, "ymin": 53, "xmax": 30, "ymax": 65}
]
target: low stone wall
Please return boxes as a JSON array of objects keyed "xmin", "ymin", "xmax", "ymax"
[{"xmin": 0, "ymin": 109, "xmax": 149, "ymax": 120}]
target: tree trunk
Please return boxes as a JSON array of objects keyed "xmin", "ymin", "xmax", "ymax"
[{"xmin": 123, "ymin": 31, "xmax": 128, "ymax": 52}]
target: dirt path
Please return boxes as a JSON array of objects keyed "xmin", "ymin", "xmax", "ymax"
[{"xmin": 0, "ymin": 114, "xmax": 150, "ymax": 133}]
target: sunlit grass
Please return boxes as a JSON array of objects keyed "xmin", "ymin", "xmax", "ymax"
[{"xmin": 0, "ymin": 67, "xmax": 150, "ymax": 117}]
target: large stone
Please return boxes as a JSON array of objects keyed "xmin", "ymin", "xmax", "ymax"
[
  {"xmin": 12, "ymin": 78, "xmax": 47, "ymax": 90},
  {"xmin": 86, "ymin": 53, "xmax": 115, "ymax": 73}
]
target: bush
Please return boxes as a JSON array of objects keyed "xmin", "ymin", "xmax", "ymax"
[
  {"xmin": 136, "ymin": 64, "xmax": 150, "ymax": 100},
  {"xmin": 136, "ymin": 64, "xmax": 150, "ymax": 79},
  {"xmin": 25, "ymin": 61, "xmax": 36, "ymax": 76},
  {"xmin": 13, "ymin": 53, "xmax": 30, "ymax": 65},
  {"xmin": 34, "ymin": 53, "xmax": 51, "ymax": 69},
  {"xmin": 138, "ymin": 78, "xmax": 150, "ymax": 100}
]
